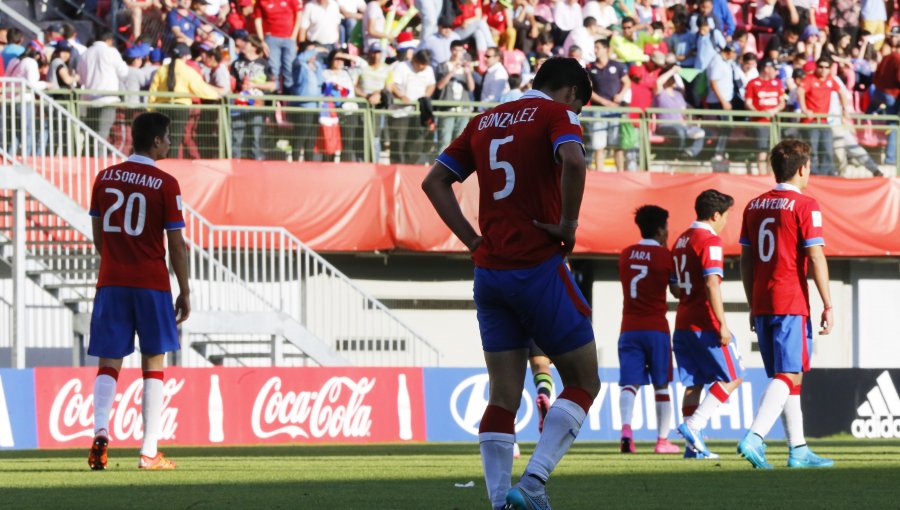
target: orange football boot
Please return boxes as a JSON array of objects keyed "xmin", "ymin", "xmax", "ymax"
[{"xmin": 138, "ymin": 452, "xmax": 177, "ymax": 470}]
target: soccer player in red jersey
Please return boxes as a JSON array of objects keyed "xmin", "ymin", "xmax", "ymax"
[
  {"xmin": 86, "ymin": 112, "xmax": 190, "ymax": 471},
  {"xmin": 737, "ymin": 139, "xmax": 834, "ymax": 469},
  {"xmin": 744, "ymin": 59, "xmax": 785, "ymax": 175},
  {"xmin": 422, "ymin": 57, "xmax": 598, "ymax": 510},
  {"xmin": 617, "ymin": 205, "xmax": 680, "ymax": 455},
  {"xmin": 672, "ymin": 190, "xmax": 745, "ymax": 460}
]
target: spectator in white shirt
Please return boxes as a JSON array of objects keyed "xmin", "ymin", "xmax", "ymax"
[
  {"xmin": 338, "ymin": 0, "xmax": 367, "ymax": 45},
  {"xmin": 563, "ymin": 16, "xmax": 602, "ymax": 64},
  {"xmin": 388, "ymin": 49, "xmax": 436, "ymax": 163},
  {"xmin": 4, "ymin": 41, "xmax": 48, "ymax": 156},
  {"xmin": 481, "ymin": 47, "xmax": 510, "ymax": 102},
  {"xmin": 301, "ymin": 0, "xmax": 343, "ymax": 52},
  {"xmin": 77, "ymin": 31, "xmax": 128, "ymax": 149},
  {"xmin": 552, "ymin": 0, "xmax": 583, "ymax": 46}
]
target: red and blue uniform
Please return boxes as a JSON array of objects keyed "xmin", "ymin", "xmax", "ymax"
[
  {"xmin": 671, "ymin": 222, "xmax": 744, "ymax": 386},
  {"xmin": 88, "ymin": 155, "xmax": 185, "ymax": 358},
  {"xmin": 437, "ymin": 89, "xmax": 592, "ymax": 355},
  {"xmin": 617, "ymin": 240, "xmax": 674, "ymax": 387},
  {"xmin": 740, "ymin": 182, "xmax": 824, "ymax": 377}
]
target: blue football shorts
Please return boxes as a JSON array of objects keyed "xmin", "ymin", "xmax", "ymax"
[
  {"xmin": 618, "ymin": 330, "xmax": 673, "ymax": 387},
  {"xmin": 673, "ymin": 329, "xmax": 745, "ymax": 387},
  {"xmin": 753, "ymin": 314, "xmax": 812, "ymax": 378},
  {"xmin": 474, "ymin": 253, "xmax": 594, "ymax": 357},
  {"xmin": 88, "ymin": 286, "xmax": 180, "ymax": 359}
]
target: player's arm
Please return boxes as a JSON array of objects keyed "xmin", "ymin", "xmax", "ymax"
[
  {"xmin": 421, "ymin": 164, "xmax": 482, "ymax": 252},
  {"xmin": 807, "ymin": 245, "xmax": 833, "ymax": 335},
  {"xmin": 533, "ymin": 142, "xmax": 586, "ymax": 252},
  {"xmin": 91, "ymin": 217, "xmax": 102, "ymax": 253},
  {"xmin": 706, "ymin": 275, "xmax": 730, "ymax": 346},
  {"xmin": 740, "ymin": 245, "xmax": 755, "ymax": 331},
  {"xmin": 166, "ymin": 229, "xmax": 191, "ymax": 324}
]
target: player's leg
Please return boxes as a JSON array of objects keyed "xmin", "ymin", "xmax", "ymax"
[
  {"xmin": 508, "ymin": 255, "xmax": 598, "ymax": 510},
  {"xmin": 134, "ymin": 289, "xmax": 180, "ymax": 470},
  {"xmin": 672, "ymin": 330, "xmax": 710, "ymax": 457},
  {"xmin": 617, "ymin": 331, "xmax": 647, "ymax": 453},
  {"xmin": 528, "ymin": 343, "xmax": 553, "ymax": 434},
  {"xmin": 87, "ymin": 286, "xmax": 138, "ymax": 470},
  {"xmin": 647, "ymin": 332, "xmax": 679, "ymax": 454},
  {"xmin": 738, "ymin": 315, "xmax": 780, "ymax": 469},
  {"xmin": 482, "ymin": 348, "xmax": 529, "ymax": 509}
]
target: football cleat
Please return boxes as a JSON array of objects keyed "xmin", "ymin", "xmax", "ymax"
[
  {"xmin": 87, "ymin": 434, "xmax": 109, "ymax": 471},
  {"xmin": 505, "ymin": 484, "xmax": 551, "ymax": 510},
  {"xmin": 677, "ymin": 423, "xmax": 710, "ymax": 456},
  {"xmin": 536, "ymin": 394, "xmax": 551, "ymax": 434},
  {"xmin": 683, "ymin": 447, "xmax": 720, "ymax": 460},
  {"xmin": 787, "ymin": 445, "xmax": 834, "ymax": 468},
  {"xmin": 620, "ymin": 424, "xmax": 635, "ymax": 453},
  {"xmin": 654, "ymin": 438, "xmax": 681, "ymax": 454},
  {"xmin": 138, "ymin": 452, "xmax": 177, "ymax": 470},
  {"xmin": 737, "ymin": 433, "xmax": 773, "ymax": 469}
]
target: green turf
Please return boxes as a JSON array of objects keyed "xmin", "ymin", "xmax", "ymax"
[{"xmin": 1, "ymin": 439, "xmax": 898, "ymax": 509}]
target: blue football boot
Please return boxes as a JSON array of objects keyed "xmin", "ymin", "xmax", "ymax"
[
  {"xmin": 684, "ymin": 447, "xmax": 720, "ymax": 460},
  {"xmin": 787, "ymin": 445, "xmax": 834, "ymax": 468},
  {"xmin": 677, "ymin": 422, "xmax": 711, "ymax": 457},
  {"xmin": 737, "ymin": 432, "xmax": 773, "ymax": 469},
  {"xmin": 505, "ymin": 484, "xmax": 551, "ymax": 510}
]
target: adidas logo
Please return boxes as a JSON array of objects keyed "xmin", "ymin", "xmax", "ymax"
[{"xmin": 851, "ymin": 371, "xmax": 900, "ymax": 439}]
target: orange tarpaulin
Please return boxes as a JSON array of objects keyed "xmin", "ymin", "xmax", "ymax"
[{"xmin": 155, "ymin": 160, "xmax": 900, "ymax": 257}]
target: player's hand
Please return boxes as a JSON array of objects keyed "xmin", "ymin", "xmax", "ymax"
[
  {"xmin": 820, "ymin": 306, "xmax": 833, "ymax": 335},
  {"xmin": 466, "ymin": 235, "xmax": 483, "ymax": 253},
  {"xmin": 533, "ymin": 219, "xmax": 576, "ymax": 253},
  {"xmin": 719, "ymin": 324, "xmax": 732, "ymax": 346},
  {"xmin": 175, "ymin": 292, "xmax": 191, "ymax": 324}
]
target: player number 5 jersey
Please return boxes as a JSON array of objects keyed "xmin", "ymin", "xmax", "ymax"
[
  {"xmin": 436, "ymin": 89, "xmax": 584, "ymax": 269},
  {"xmin": 740, "ymin": 184, "xmax": 824, "ymax": 315}
]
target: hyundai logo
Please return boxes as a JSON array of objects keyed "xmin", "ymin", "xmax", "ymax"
[{"xmin": 449, "ymin": 373, "xmax": 534, "ymax": 436}]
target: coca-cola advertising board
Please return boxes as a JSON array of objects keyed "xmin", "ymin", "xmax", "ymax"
[{"xmin": 34, "ymin": 367, "xmax": 426, "ymax": 448}]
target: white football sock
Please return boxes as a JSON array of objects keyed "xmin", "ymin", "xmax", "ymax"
[
  {"xmin": 140, "ymin": 375, "xmax": 164, "ymax": 458},
  {"xmin": 782, "ymin": 394, "xmax": 806, "ymax": 447},
  {"xmin": 655, "ymin": 388, "xmax": 673, "ymax": 439},
  {"xmin": 687, "ymin": 382, "xmax": 730, "ymax": 431},
  {"xmin": 619, "ymin": 385, "xmax": 638, "ymax": 428},
  {"xmin": 750, "ymin": 377, "xmax": 792, "ymax": 439},
  {"xmin": 480, "ymin": 432, "xmax": 515, "ymax": 508},
  {"xmin": 522, "ymin": 398, "xmax": 587, "ymax": 488},
  {"xmin": 93, "ymin": 373, "xmax": 117, "ymax": 436}
]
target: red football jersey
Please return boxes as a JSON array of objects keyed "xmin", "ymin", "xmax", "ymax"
[
  {"xmin": 437, "ymin": 89, "xmax": 584, "ymax": 269},
  {"xmin": 619, "ymin": 240, "xmax": 673, "ymax": 334},
  {"xmin": 739, "ymin": 183, "xmax": 825, "ymax": 315},
  {"xmin": 89, "ymin": 156, "xmax": 185, "ymax": 291},
  {"xmin": 672, "ymin": 222, "xmax": 725, "ymax": 332},
  {"xmin": 800, "ymin": 74, "xmax": 840, "ymax": 123},
  {"xmin": 745, "ymin": 77, "xmax": 784, "ymax": 122}
]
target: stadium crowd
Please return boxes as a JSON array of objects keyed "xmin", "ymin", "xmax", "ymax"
[{"xmin": 0, "ymin": 0, "xmax": 896, "ymax": 174}]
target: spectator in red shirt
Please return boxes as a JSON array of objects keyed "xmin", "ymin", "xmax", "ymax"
[
  {"xmin": 798, "ymin": 57, "xmax": 852, "ymax": 175},
  {"xmin": 453, "ymin": 0, "xmax": 497, "ymax": 67},
  {"xmin": 867, "ymin": 36, "xmax": 900, "ymax": 165},
  {"xmin": 254, "ymin": 0, "xmax": 302, "ymax": 92},
  {"xmin": 226, "ymin": 0, "xmax": 256, "ymax": 34},
  {"xmin": 745, "ymin": 59, "xmax": 786, "ymax": 175}
]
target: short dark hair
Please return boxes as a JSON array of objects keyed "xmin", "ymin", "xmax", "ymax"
[
  {"xmin": 532, "ymin": 57, "xmax": 592, "ymax": 104},
  {"xmin": 412, "ymin": 49, "xmax": 431, "ymax": 65},
  {"xmin": 132, "ymin": 112, "xmax": 171, "ymax": 153},
  {"xmin": 694, "ymin": 189, "xmax": 734, "ymax": 220},
  {"xmin": 816, "ymin": 56, "xmax": 833, "ymax": 67},
  {"xmin": 634, "ymin": 205, "xmax": 669, "ymax": 239},
  {"xmin": 621, "ymin": 16, "xmax": 635, "ymax": 26},
  {"xmin": 508, "ymin": 73, "xmax": 522, "ymax": 89},
  {"xmin": 98, "ymin": 30, "xmax": 115, "ymax": 42},
  {"xmin": 583, "ymin": 16, "xmax": 597, "ymax": 28},
  {"xmin": 770, "ymin": 139, "xmax": 811, "ymax": 182},
  {"xmin": 596, "ymin": 38, "xmax": 610, "ymax": 49},
  {"xmin": 450, "ymin": 39, "xmax": 466, "ymax": 50},
  {"xmin": 741, "ymin": 52, "xmax": 757, "ymax": 63},
  {"xmin": 7, "ymin": 28, "xmax": 24, "ymax": 45}
]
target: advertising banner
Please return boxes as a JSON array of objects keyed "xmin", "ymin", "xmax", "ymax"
[
  {"xmin": 33, "ymin": 367, "xmax": 426, "ymax": 448},
  {"xmin": 424, "ymin": 368, "xmax": 782, "ymax": 442},
  {"xmin": 0, "ymin": 369, "xmax": 38, "ymax": 450},
  {"xmin": 803, "ymin": 369, "xmax": 900, "ymax": 439}
]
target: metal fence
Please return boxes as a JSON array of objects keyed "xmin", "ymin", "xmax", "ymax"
[{"xmin": 39, "ymin": 89, "xmax": 897, "ymax": 177}]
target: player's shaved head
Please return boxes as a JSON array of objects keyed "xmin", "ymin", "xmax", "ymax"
[
  {"xmin": 695, "ymin": 189, "xmax": 734, "ymax": 220},
  {"xmin": 770, "ymin": 139, "xmax": 811, "ymax": 183},
  {"xmin": 132, "ymin": 112, "xmax": 171, "ymax": 153},
  {"xmin": 634, "ymin": 205, "xmax": 668, "ymax": 239},
  {"xmin": 532, "ymin": 57, "xmax": 593, "ymax": 106}
]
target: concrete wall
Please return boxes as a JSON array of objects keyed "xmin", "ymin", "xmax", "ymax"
[{"xmin": 328, "ymin": 254, "xmax": 900, "ymax": 369}]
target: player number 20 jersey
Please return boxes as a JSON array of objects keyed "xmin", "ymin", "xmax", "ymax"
[
  {"xmin": 89, "ymin": 157, "xmax": 185, "ymax": 291},
  {"xmin": 436, "ymin": 89, "xmax": 584, "ymax": 269}
]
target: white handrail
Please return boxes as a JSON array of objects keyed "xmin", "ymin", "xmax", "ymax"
[{"xmin": 0, "ymin": 77, "xmax": 441, "ymax": 366}]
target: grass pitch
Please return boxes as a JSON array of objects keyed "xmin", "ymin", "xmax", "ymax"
[{"xmin": 1, "ymin": 439, "xmax": 898, "ymax": 509}]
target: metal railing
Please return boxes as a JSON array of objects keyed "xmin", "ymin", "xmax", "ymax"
[
  {"xmin": 0, "ymin": 78, "xmax": 441, "ymax": 367},
  {"xmin": 42, "ymin": 88, "xmax": 898, "ymax": 176}
]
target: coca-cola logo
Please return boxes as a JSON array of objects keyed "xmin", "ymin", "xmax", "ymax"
[
  {"xmin": 251, "ymin": 376, "xmax": 374, "ymax": 439},
  {"xmin": 49, "ymin": 377, "xmax": 184, "ymax": 442}
]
